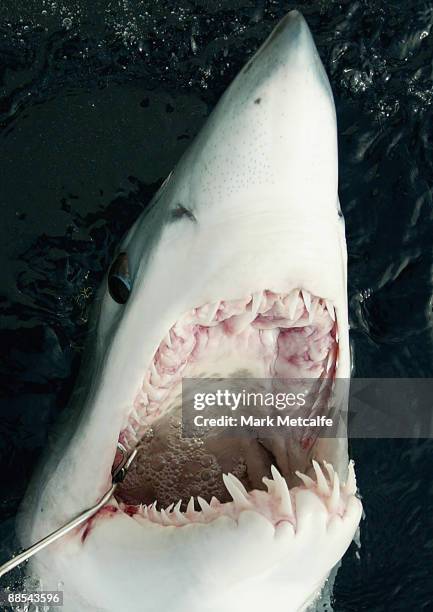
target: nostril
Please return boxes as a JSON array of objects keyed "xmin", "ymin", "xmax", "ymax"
[{"xmin": 108, "ymin": 252, "xmax": 131, "ymax": 304}]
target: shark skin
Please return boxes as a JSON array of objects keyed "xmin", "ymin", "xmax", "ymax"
[{"xmin": 17, "ymin": 11, "xmax": 361, "ymax": 612}]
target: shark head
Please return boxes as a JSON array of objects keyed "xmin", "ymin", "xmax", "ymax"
[{"xmin": 18, "ymin": 11, "xmax": 361, "ymax": 612}]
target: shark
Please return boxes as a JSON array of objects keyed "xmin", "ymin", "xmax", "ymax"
[{"xmin": 17, "ymin": 10, "xmax": 362, "ymax": 612}]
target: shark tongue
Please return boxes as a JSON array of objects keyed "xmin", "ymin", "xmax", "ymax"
[{"xmin": 115, "ymin": 403, "xmax": 275, "ymax": 508}]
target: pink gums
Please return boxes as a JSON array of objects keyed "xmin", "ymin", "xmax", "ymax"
[{"xmin": 118, "ymin": 289, "xmax": 338, "ymax": 449}]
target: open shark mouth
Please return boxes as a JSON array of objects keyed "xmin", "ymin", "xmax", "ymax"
[{"xmin": 111, "ymin": 289, "xmax": 359, "ymax": 532}]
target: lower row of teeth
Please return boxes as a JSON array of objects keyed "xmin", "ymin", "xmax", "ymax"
[{"xmin": 119, "ymin": 460, "xmax": 357, "ymax": 528}]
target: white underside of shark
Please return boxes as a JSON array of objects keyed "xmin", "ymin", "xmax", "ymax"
[{"xmin": 17, "ymin": 11, "xmax": 362, "ymax": 612}]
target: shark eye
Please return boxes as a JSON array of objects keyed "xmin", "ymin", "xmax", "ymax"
[{"xmin": 108, "ymin": 252, "xmax": 131, "ymax": 304}]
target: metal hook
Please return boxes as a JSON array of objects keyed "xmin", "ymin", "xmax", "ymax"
[
  {"xmin": 111, "ymin": 442, "xmax": 130, "ymax": 482},
  {"xmin": 0, "ymin": 445, "xmax": 138, "ymax": 579}
]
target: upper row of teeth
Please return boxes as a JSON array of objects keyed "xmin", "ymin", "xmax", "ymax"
[
  {"xmin": 124, "ymin": 461, "xmax": 357, "ymax": 528},
  {"xmin": 191, "ymin": 289, "xmax": 336, "ymax": 329},
  {"xmin": 122, "ymin": 290, "xmax": 337, "ymax": 444}
]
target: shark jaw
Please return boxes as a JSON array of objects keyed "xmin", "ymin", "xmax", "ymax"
[
  {"xmin": 17, "ymin": 10, "xmax": 362, "ymax": 612},
  {"xmin": 55, "ymin": 287, "xmax": 361, "ymax": 612},
  {"xmin": 108, "ymin": 287, "xmax": 361, "ymax": 539}
]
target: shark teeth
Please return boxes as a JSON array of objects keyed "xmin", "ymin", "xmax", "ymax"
[
  {"xmin": 148, "ymin": 502, "xmax": 159, "ymax": 522},
  {"xmin": 173, "ymin": 501, "xmax": 188, "ymax": 525},
  {"xmin": 225, "ymin": 311, "xmax": 256, "ymax": 334},
  {"xmin": 160, "ymin": 508, "xmax": 172, "ymax": 526},
  {"xmin": 270, "ymin": 465, "xmax": 293, "ymax": 517},
  {"xmin": 138, "ymin": 391, "xmax": 149, "ymax": 407},
  {"xmin": 142, "ymin": 380, "xmax": 168, "ymax": 403},
  {"xmin": 325, "ymin": 299, "xmax": 335, "ymax": 321},
  {"xmin": 323, "ymin": 460, "xmax": 335, "ymax": 485},
  {"xmin": 197, "ymin": 496, "xmax": 214, "ymax": 519},
  {"xmin": 287, "ymin": 289, "xmax": 299, "ymax": 319},
  {"xmin": 222, "ymin": 474, "xmax": 252, "ymax": 510},
  {"xmin": 328, "ymin": 472, "xmax": 340, "ymax": 513},
  {"xmin": 125, "ymin": 424, "xmax": 138, "ymax": 443},
  {"xmin": 187, "ymin": 497, "xmax": 195, "ymax": 514},
  {"xmin": 125, "ymin": 460, "xmax": 359, "ymax": 530},
  {"xmin": 228, "ymin": 473, "xmax": 249, "ymax": 497},
  {"xmin": 224, "ymin": 292, "xmax": 263, "ymax": 334},
  {"xmin": 196, "ymin": 301, "xmax": 220, "ymax": 325},
  {"xmin": 308, "ymin": 298, "xmax": 320, "ymax": 324},
  {"xmin": 130, "ymin": 408, "xmax": 140, "ymax": 423},
  {"xmin": 312, "ymin": 460, "xmax": 330, "ymax": 496},
  {"xmin": 294, "ymin": 459, "xmax": 356, "ymax": 516},
  {"xmin": 345, "ymin": 460, "xmax": 357, "ymax": 496},
  {"xmin": 295, "ymin": 470, "xmax": 316, "ymax": 488},
  {"xmin": 301, "ymin": 289, "xmax": 311, "ymax": 313},
  {"xmin": 251, "ymin": 291, "xmax": 263, "ymax": 317},
  {"xmin": 262, "ymin": 476, "xmax": 275, "ymax": 493}
]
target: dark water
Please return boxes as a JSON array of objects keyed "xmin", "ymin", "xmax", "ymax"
[{"xmin": 1, "ymin": 1, "xmax": 433, "ymax": 610}]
